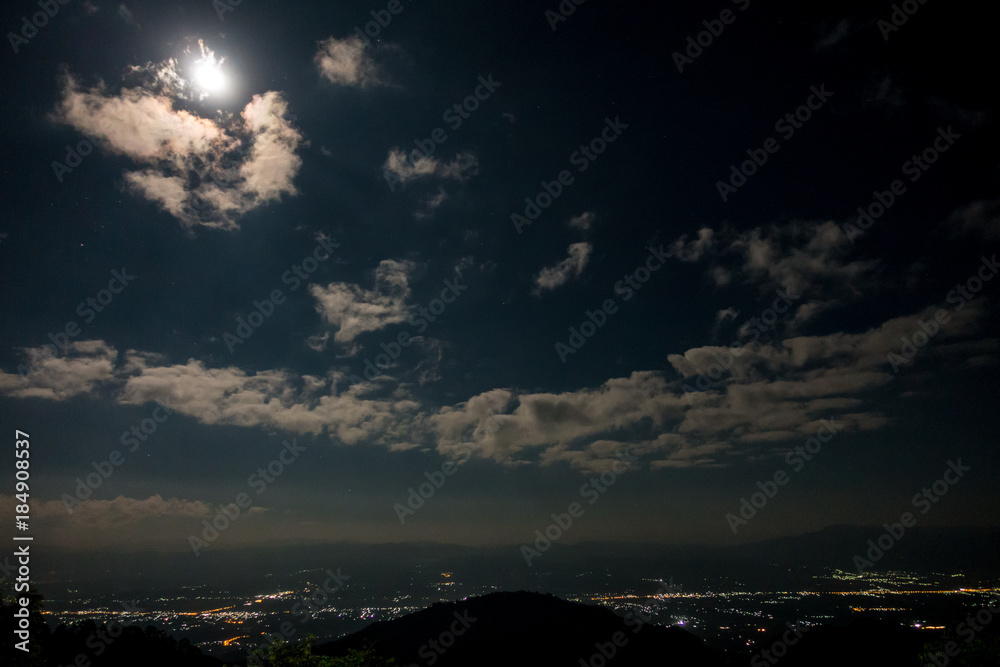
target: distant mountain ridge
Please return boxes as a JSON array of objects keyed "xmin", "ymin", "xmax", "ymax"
[{"xmin": 32, "ymin": 525, "xmax": 1000, "ymax": 596}]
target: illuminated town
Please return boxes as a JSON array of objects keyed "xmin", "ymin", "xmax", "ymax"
[{"xmin": 41, "ymin": 568, "xmax": 999, "ymax": 657}]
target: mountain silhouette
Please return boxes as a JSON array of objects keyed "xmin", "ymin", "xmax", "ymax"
[{"xmin": 315, "ymin": 590, "xmax": 725, "ymax": 666}]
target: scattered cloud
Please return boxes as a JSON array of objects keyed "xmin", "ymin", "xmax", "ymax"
[
  {"xmin": 567, "ymin": 211, "xmax": 595, "ymax": 231},
  {"xmin": 1, "ymin": 292, "xmax": 992, "ymax": 473},
  {"xmin": 715, "ymin": 308, "xmax": 738, "ymax": 325},
  {"xmin": 665, "ymin": 220, "xmax": 880, "ymax": 328},
  {"xmin": 864, "ymin": 74, "xmax": 906, "ymax": 113},
  {"xmin": 427, "ymin": 299, "xmax": 992, "ymax": 471},
  {"xmin": 926, "ymin": 98, "xmax": 990, "ymax": 130},
  {"xmin": 427, "ymin": 373, "xmax": 686, "ymax": 468},
  {"xmin": 734, "ymin": 220, "xmax": 878, "ymax": 298},
  {"xmin": 116, "ymin": 354, "xmax": 419, "ymax": 447},
  {"xmin": 711, "ymin": 266, "xmax": 732, "ymax": 287},
  {"xmin": 383, "ymin": 150, "xmax": 479, "ymax": 188},
  {"xmin": 533, "ymin": 242, "xmax": 593, "ymax": 295},
  {"xmin": 314, "ymin": 35, "xmax": 382, "ymax": 87},
  {"xmin": 117, "ymin": 3, "xmax": 138, "ymax": 28},
  {"xmin": 415, "ymin": 188, "xmax": 449, "ymax": 219},
  {"xmin": 814, "ymin": 18, "xmax": 851, "ymax": 51},
  {"xmin": 306, "ymin": 331, "xmax": 331, "ymax": 352},
  {"xmin": 311, "ymin": 260, "xmax": 417, "ymax": 343},
  {"xmin": 0, "ymin": 340, "xmax": 116, "ymax": 400},
  {"xmin": 668, "ymin": 227, "xmax": 716, "ymax": 262},
  {"xmin": 31, "ymin": 494, "xmax": 213, "ymax": 524},
  {"xmin": 712, "ymin": 308, "xmax": 739, "ymax": 338},
  {"xmin": 50, "ymin": 53, "xmax": 303, "ymax": 230},
  {"xmin": 948, "ymin": 198, "xmax": 1000, "ymax": 240}
]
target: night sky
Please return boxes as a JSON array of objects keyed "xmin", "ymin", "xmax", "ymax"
[{"xmin": 0, "ymin": 0, "xmax": 997, "ymax": 558}]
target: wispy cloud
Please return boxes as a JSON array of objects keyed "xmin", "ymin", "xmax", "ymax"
[
  {"xmin": 814, "ymin": 19, "xmax": 851, "ymax": 51},
  {"xmin": 567, "ymin": 211, "xmax": 596, "ymax": 231},
  {"xmin": 383, "ymin": 150, "xmax": 479, "ymax": 189},
  {"xmin": 533, "ymin": 242, "xmax": 592, "ymax": 295},
  {"xmin": 666, "ymin": 220, "xmax": 881, "ymax": 327},
  {"xmin": 311, "ymin": 260, "xmax": 417, "ymax": 343},
  {"xmin": 415, "ymin": 188, "xmax": 449, "ymax": 219},
  {"xmin": 948, "ymin": 198, "xmax": 1000, "ymax": 240}
]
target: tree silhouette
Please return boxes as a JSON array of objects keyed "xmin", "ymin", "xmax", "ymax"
[
  {"xmin": 251, "ymin": 636, "xmax": 395, "ymax": 667},
  {"xmin": 920, "ymin": 628, "xmax": 1000, "ymax": 667}
]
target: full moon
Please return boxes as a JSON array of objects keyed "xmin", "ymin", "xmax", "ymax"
[{"xmin": 193, "ymin": 60, "xmax": 226, "ymax": 94}]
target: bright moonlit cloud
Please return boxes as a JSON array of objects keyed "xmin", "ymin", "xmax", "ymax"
[{"xmin": 49, "ymin": 44, "xmax": 303, "ymax": 230}]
